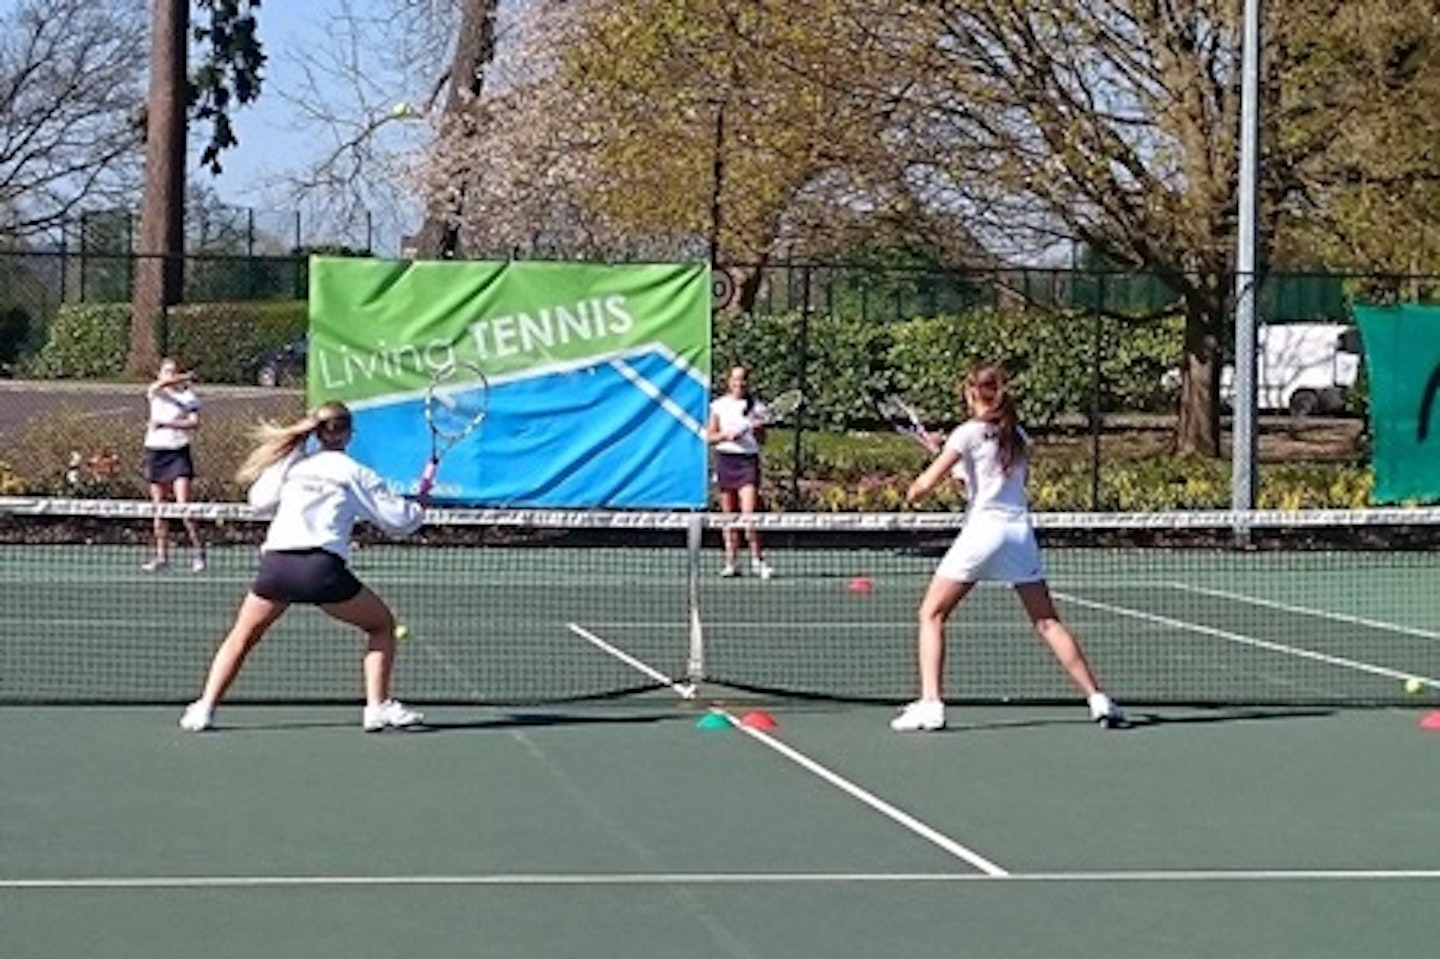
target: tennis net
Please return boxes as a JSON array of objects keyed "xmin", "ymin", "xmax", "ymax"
[{"xmin": 2, "ymin": 496, "xmax": 1438, "ymax": 707}]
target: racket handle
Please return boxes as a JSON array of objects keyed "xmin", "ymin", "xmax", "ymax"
[{"xmin": 417, "ymin": 459, "xmax": 438, "ymax": 495}]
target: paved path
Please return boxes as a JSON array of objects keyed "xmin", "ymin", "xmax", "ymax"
[{"xmin": 0, "ymin": 380, "xmax": 304, "ymax": 446}]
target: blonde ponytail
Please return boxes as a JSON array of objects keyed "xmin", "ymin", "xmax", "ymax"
[{"xmin": 234, "ymin": 401, "xmax": 352, "ymax": 484}]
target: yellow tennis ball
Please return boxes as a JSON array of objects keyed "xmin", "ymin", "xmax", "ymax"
[
  {"xmin": 1404, "ymin": 677, "xmax": 1424, "ymax": 694},
  {"xmin": 393, "ymin": 624, "xmax": 410, "ymax": 641}
]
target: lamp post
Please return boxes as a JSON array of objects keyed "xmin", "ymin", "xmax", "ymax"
[{"xmin": 1231, "ymin": 0, "xmax": 1262, "ymax": 519}]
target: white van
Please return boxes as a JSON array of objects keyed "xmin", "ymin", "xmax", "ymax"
[{"xmin": 1220, "ymin": 323, "xmax": 1361, "ymax": 416}]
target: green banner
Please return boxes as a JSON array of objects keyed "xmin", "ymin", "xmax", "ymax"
[
  {"xmin": 308, "ymin": 258, "xmax": 712, "ymax": 507},
  {"xmin": 1352, "ymin": 303, "xmax": 1440, "ymax": 504}
]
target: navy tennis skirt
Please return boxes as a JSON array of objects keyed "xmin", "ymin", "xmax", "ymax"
[
  {"xmin": 714, "ymin": 452, "xmax": 760, "ymax": 492},
  {"xmin": 143, "ymin": 446, "xmax": 196, "ymax": 483},
  {"xmin": 253, "ymin": 548, "xmax": 364, "ymax": 605}
]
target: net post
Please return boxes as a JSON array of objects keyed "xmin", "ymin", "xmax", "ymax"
[{"xmin": 685, "ymin": 513, "xmax": 705, "ymax": 685}]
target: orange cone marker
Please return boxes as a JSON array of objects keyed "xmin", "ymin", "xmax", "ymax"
[{"xmin": 740, "ymin": 710, "xmax": 778, "ymax": 731}]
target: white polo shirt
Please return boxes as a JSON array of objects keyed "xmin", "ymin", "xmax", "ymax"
[
  {"xmin": 711, "ymin": 394, "xmax": 768, "ymax": 455},
  {"xmin": 144, "ymin": 387, "xmax": 200, "ymax": 450},
  {"xmin": 944, "ymin": 419, "xmax": 1032, "ymax": 516},
  {"xmin": 249, "ymin": 449, "xmax": 424, "ymax": 560}
]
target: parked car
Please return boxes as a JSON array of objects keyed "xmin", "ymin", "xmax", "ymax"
[
  {"xmin": 1163, "ymin": 323, "xmax": 1362, "ymax": 417},
  {"xmin": 255, "ymin": 336, "xmax": 307, "ymax": 387},
  {"xmin": 1222, "ymin": 323, "xmax": 1361, "ymax": 416}
]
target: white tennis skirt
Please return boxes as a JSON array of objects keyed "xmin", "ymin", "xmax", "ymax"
[{"xmin": 935, "ymin": 513, "xmax": 1045, "ymax": 584}]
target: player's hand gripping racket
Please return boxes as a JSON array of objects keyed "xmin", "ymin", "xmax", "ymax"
[
  {"xmin": 419, "ymin": 361, "xmax": 490, "ymax": 494},
  {"xmin": 877, "ymin": 393, "xmax": 940, "ymax": 454},
  {"xmin": 750, "ymin": 388, "xmax": 804, "ymax": 427}
]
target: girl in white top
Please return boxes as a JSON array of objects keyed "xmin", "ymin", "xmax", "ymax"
[
  {"xmin": 706, "ymin": 365, "xmax": 773, "ymax": 579},
  {"xmin": 891, "ymin": 363, "xmax": 1124, "ymax": 732},
  {"xmin": 179, "ymin": 402, "xmax": 429, "ymax": 733},
  {"xmin": 141, "ymin": 358, "xmax": 206, "ymax": 572}
]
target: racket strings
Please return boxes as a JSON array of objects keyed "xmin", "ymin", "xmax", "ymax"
[
  {"xmin": 427, "ymin": 391, "xmax": 488, "ymax": 440},
  {"xmin": 878, "ymin": 395, "xmax": 920, "ymax": 429},
  {"xmin": 766, "ymin": 389, "xmax": 804, "ymax": 421},
  {"xmin": 424, "ymin": 362, "xmax": 491, "ymax": 447}
]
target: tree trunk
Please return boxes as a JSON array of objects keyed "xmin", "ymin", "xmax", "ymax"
[
  {"xmin": 128, "ymin": 0, "xmax": 188, "ymax": 377},
  {"xmin": 413, "ymin": 0, "xmax": 499, "ymax": 260},
  {"xmin": 1175, "ymin": 301, "xmax": 1222, "ymax": 457}
]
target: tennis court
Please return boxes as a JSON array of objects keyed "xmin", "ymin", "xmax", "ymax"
[{"xmin": 3, "ymin": 499, "xmax": 1440, "ymax": 957}]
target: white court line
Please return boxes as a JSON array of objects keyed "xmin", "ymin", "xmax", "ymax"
[
  {"xmin": 1056, "ymin": 590, "xmax": 1440, "ymax": 686},
  {"xmin": 587, "ymin": 617, "xmax": 1172, "ymax": 631},
  {"xmin": 715, "ymin": 708, "xmax": 1010, "ymax": 877},
  {"xmin": 6, "ymin": 869, "xmax": 1439, "ymax": 889},
  {"xmin": 567, "ymin": 622, "xmax": 696, "ymax": 699},
  {"xmin": 1169, "ymin": 581, "xmax": 1440, "ymax": 644}
]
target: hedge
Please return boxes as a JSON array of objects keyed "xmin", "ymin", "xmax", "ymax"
[
  {"xmin": 26, "ymin": 300, "xmax": 308, "ymax": 382},
  {"xmin": 715, "ymin": 307, "xmax": 1185, "ymax": 428}
]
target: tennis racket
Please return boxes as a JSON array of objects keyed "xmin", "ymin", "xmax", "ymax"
[
  {"xmin": 751, "ymin": 389, "xmax": 804, "ymax": 426},
  {"xmin": 419, "ymin": 361, "xmax": 490, "ymax": 493},
  {"xmin": 877, "ymin": 393, "xmax": 940, "ymax": 454}
]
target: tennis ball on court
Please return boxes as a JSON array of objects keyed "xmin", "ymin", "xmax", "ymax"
[
  {"xmin": 1405, "ymin": 677, "xmax": 1425, "ymax": 694},
  {"xmin": 392, "ymin": 101, "xmax": 412, "ymax": 118},
  {"xmin": 394, "ymin": 624, "xmax": 410, "ymax": 641}
]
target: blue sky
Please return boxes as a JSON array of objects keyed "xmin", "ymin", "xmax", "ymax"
[
  {"xmin": 202, "ymin": 0, "xmax": 426, "ymax": 253},
  {"xmin": 203, "ymin": 4, "xmax": 328, "ymax": 207}
]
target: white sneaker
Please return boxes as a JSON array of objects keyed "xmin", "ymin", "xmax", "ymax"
[
  {"xmin": 1089, "ymin": 693, "xmax": 1126, "ymax": 728},
  {"xmin": 753, "ymin": 559, "xmax": 773, "ymax": 580},
  {"xmin": 141, "ymin": 557, "xmax": 168, "ymax": 572},
  {"xmin": 719, "ymin": 562, "xmax": 738, "ymax": 578},
  {"xmin": 890, "ymin": 699, "xmax": 946, "ymax": 732},
  {"xmin": 363, "ymin": 699, "xmax": 424, "ymax": 732},
  {"xmin": 179, "ymin": 700, "xmax": 213, "ymax": 731},
  {"xmin": 192, "ymin": 549, "xmax": 207, "ymax": 573}
]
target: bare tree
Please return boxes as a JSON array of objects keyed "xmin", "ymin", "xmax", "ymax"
[
  {"xmin": 264, "ymin": 0, "xmax": 455, "ymax": 250},
  {"xmin": 874, "ymin": 1, "xmax": 1440, "ymax": 455},
  {"xmin": 0, "ymin": 0, "xmax": 147, "ymax": 239}
]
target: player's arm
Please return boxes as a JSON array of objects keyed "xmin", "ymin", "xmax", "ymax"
[
  {"xmin": 705, "ymin": 409, "xmax": 729, "ymax": 445},
  {"xmin": 350, "ymin": 464, "xmax": 426, "ymax": 535},
  {"xmin": 147, "ymin": 369, "xmax": 193, "ymax": 396},
  {"xmin": 166, "ymin": 406, "xmax": 201, "ymax": 431},
  {"xmin": 907, "ymin": 447, "xmax": 962, "ymax": 505}
]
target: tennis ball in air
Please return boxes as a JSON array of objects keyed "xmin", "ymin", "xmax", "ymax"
[
  {"xmin": 1405, "ymin": 677, "xmax": 1425, "ymax": 694},
  {"xmin": 394, "ymin": 624, "xmax": 410, "ymax": 641},
  {"xmin": 392, "ymin": 101, "xmax": 412, "ymax": 118}
]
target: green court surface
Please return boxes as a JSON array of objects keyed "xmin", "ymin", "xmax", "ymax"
[
  {"xmin": 3, "ymin": 703, "xmax": 1440, "ymax": 959},
  {"xmin": 6, "ymin": 505, "xmax": 1440, "ymax": 956}
]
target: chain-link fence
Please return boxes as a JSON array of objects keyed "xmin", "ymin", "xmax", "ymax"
[{"xmin": 1, "ymin": 252, "xmax": 1431, "ymax": 510}]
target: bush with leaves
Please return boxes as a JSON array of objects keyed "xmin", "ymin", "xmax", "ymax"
[
  {"xmin": 718, "ymin": 306, "xmax": 1185, "ymax": 433},
  {"xmin": 26, "ymin": 299, "xmax": 306, "ymax": 382}
]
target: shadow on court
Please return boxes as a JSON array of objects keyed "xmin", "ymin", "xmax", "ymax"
[
  {"xmin": 1120, "ymin": 706, "xmax": 1337, "ymax": 729},
  {"xmin": 924, "ymin": 705, "xmax": 1337, "ymax": 734},
  {"xmin": 189, "ymin": 710, "xmax": 687, "ymax": 734}
]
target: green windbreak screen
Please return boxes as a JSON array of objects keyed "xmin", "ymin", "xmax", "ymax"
[{"xmin": 1353, "ymin": 303, "xmax": 1440, "ymax": 504}]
